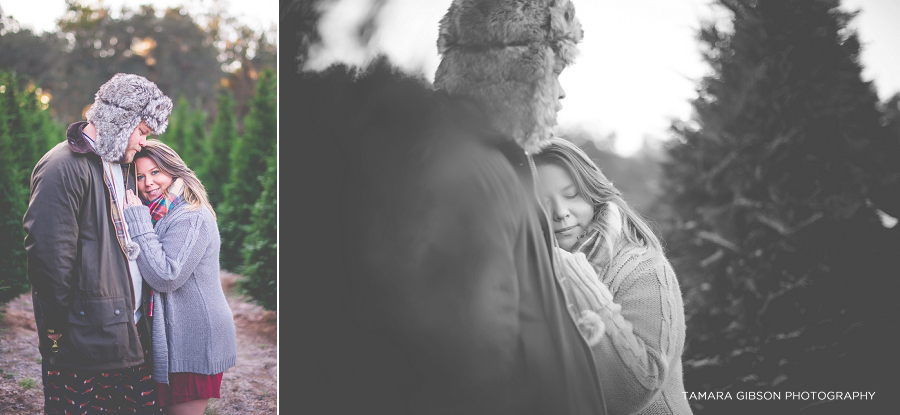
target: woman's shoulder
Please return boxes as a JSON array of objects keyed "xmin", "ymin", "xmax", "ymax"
[
  {"xmin": 605, "ymin": 244, "xmax": 673, "ymax": 292},
  {"xmin": 157, "ymin": 200, "xmax": 216, "ymax": 229},
  {"xmin": 615, "ymin": 243, "xmax": 670, "ymax": 267}
]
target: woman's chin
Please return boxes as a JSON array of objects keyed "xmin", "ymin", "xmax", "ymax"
[{"xmin": 558, "ymin": 237, "xmax": 577, "ymax": 252}]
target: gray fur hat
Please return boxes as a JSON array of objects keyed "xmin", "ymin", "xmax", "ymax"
[
  {"xmin": 85, "ymin": 73, "xmax": 173, "ymax": 162},
  {"xmin": 435, "ymin": 0, "xmax": 583, "ymax": 153}
]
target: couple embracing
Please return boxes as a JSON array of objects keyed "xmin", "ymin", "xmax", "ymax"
[
  {"xmin": 24, "ymin": 73, "xmax": 236, "ymax": 415},
  {"xmin": 309, "ymin": 0, "xmax": 692, "ymax": 414}
]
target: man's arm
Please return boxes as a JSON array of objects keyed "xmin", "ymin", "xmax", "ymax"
[{"xmin": 23, "ymin": 154, "xmax": 85, "ymax": 348}]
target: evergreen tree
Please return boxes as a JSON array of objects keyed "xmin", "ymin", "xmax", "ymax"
[
  {"xmin": 184, "ymin": 104, "xmax": 208, "ymax": 178},
  {"xmin": 19, "ymin": 81, "xmax": 61, "ymax": 161},
  {"xmin": 219, "ymin": 69, "xmax": 276, "ymax": 271},
  {"xmin": 163, "ymin": 96, "xmax": 209, "ymax": 176},
  {"xmin": 874, "ymin": 93, "xmax": 900, "ymax": 219},
  {"xmin": 165, "ymin": 96, "xmax": 192, "ymax": 155},
  {"xmin": 239, "ymin": 146, "xmax": 277, "ymax": 310},
  {"xmin": 203, "ymin": 90, "xmax": 238, "ymax": 210},
  {"xmin": 0, "ymin": 73, "xmax": 32, "ymax": 186},
  {"xmin": 659, "ymin": 1, "xmax": 900, "ymax": 412},
  {"xmin": 0, "ymin": 72, "xmax": 31, "ymax": 303}
]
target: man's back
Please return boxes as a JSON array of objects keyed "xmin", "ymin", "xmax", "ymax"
[{"xmin": 299, "ymin": 61, "xmax": 604, "ymax": 414}]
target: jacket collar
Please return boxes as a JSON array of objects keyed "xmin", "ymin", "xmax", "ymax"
[{"xmin": 66, "ymin": 121, "xmax": 99, "ymax": 156}]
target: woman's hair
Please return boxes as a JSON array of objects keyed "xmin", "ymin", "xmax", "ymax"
[
  {"xmin": 534, "ymin": 137, "xmax": 661, "ymax": 257},
  {"xmin": 133, "ymin": 139, "xmax": 216, "ymax": 218}
]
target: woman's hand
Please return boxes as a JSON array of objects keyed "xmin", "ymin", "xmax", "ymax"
[
  {"xmin": 577, "ymin": 310, "xmax": 606, "ymax": 346},
  {"xmin": 125, "ymin": 189, "xmax": 142, "ymax": 208},
  {"xmin": 555, "ymin": 248, "xmax": 603, "ymax": 311},
  {"xmin": 554, "ymin": 247, "xmax": 615, "ymax": 344},
  {"xmin": 555, "ymin": 248, "xmax": 598, "ymax": 281},
  {"xmin": 556, "ymin": 248, "xmax": 615, "ymax": 301}
]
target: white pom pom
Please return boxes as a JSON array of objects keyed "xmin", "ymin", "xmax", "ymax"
[
  {"xmin": 125, "ymin": 241, "xmax": 141, "ymax": 260},
  {"xmin": 578, "ymin": 310, "xmax": 606, "ymax": 346}
]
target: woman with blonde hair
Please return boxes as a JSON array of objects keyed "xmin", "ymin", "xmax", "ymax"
[
  {"xmin": 534, "ymin": 137, "xmax": 692, "ymax": 415},
  {"xmin": 123, "ymin": 139, "xmax": 236, "ymax": 415}
]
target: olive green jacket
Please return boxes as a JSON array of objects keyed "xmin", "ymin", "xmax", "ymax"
[{"xmin": 24, "ymin": 121, "xmax": 149, "ymax": 370}]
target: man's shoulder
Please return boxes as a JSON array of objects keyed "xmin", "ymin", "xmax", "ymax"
[
  {"xmin": 34, "ymin": 141, "xmax": 97, "ymax": 176},
  {"xmin": 32, "ymin": 141, "xmax": 102, "ymax": 189},
  {"xmin": 427, "ymin": 135, "xmax": 520, "ymax": 191},
  {"xmin": 415, "ymin": 137, "xmax": 533, "ymax": 230},
  {"xmin": 426, "ymin": 110, "xmax": 519, "ymax": 174},
  {"xmin": 428, "ymin": 97, "xmax": 527, "ymax": 175}
]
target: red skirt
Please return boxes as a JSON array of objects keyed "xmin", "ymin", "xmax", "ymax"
[{"xmin": 157, "ymin": 372, "xmax": 223, "ymax": 406}]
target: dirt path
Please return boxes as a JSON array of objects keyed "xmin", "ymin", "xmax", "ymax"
[{"xmin": 0, "ymin": 272, "xmax": 277, "ymax": 414}]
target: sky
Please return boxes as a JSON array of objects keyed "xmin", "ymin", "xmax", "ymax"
[
  {"xmin": 305, "ymin": 0, "xmax": 900, "ymax": 156},
  {"xmin": 0, "ymin": 0, "xmax": 277, "ymax": 36}
]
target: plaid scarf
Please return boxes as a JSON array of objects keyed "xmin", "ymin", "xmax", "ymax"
[
  {"xmin": 573, "ymin": 227, "xmax": 603, "ymax": 262},
  {"xmin": 572, "ymin": 220, "xmax": 620, "ymax": 278},
  {"xmin": 144, "ymin": 193, "xmax": 179, "ymax": 225}
]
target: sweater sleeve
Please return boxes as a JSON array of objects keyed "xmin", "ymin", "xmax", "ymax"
[
  {"xmin": 122, "ymin": 205, "xmax": 210, "ymax": 293},
  {"xmin": 584, "ymin": 255, "xmax": 681, "ymax": 415}
]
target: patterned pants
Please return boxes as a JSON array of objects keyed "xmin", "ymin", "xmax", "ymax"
[{"xmin": 41, "ymin": 324, "xmax": 162, "ymax": 415}]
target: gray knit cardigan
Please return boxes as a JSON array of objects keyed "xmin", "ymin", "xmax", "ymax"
[{"xmin": 123, "ymin": 201, "xmax": 237, "ymax": 384}]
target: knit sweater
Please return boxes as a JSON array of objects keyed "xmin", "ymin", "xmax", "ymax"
[
  {"xmin": 572, "ymin": 241, "xmax": 692, "ymax": 415},
  {"xmin": 123, "ymin": 200, "xmax": 237, "ymax": 384}
]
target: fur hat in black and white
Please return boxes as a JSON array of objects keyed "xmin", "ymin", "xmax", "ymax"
[
  {"xmin": 435, "ymin": 0, "xmax": 583, "ymax": 153},
  {"xmin": 85, "ymin": 73, "xmax": 173, "ymax": 162}
]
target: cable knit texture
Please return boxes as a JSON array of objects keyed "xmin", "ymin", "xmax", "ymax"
[
  {"xmin": 123, "ymin": 201, "xmax": 236, "ymax": 384},
  {"xmin": 580, "ymin": 242, "xmax": 692, "ymax": 415}
]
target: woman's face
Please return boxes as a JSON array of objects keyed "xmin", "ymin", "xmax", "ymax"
[
  {"xmin": 135, "ymin": 156, "xmax": 173, "ymax": 201},
  {"xmin": 537, "ymin": 163, "xmax": 594, "ymax": 251}
]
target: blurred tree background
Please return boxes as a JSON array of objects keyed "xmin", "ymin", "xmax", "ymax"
[
  {"xmin": 657, "ymin": 0, "xmax": 900, "ymax": 413},
  {"xmin": 0, "ymin": 0, "xmax": 277, "ymax": 311},
  {"xmin": 290, "ymin": 0, "xmax": 900, "ymax": 412},
  {"xmin": 0, "ymin": 72, "xmax": 61, "ymax": 305}
]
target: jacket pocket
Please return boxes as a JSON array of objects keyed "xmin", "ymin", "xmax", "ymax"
[
  {"xmin": 33, "ymin": 292, "xmax": 61, "ymax": 354},
  {"xmin": 68, "ymin": 297, "xmax": 131, "ymax": 362}
]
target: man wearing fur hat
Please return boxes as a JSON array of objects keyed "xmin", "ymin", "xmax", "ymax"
[
  {"xmin": 306, "ymin": 0, "xmax": 609, "ymax": 414},
  {"xmin": 24, "ymin": 73, "xmax": 172, "ymax": 414},
  {"xmin": 424, "ymin": 0, "xmax": 607, "ymax": 412}
]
